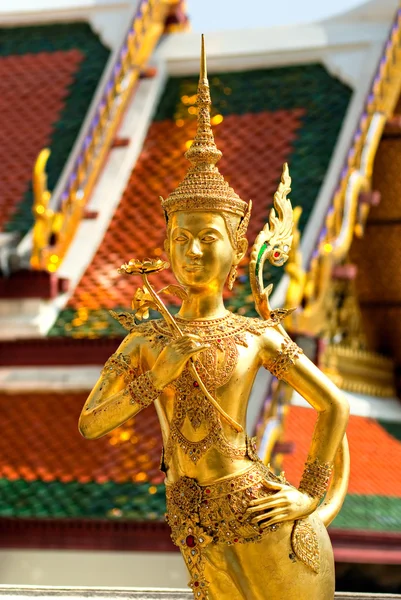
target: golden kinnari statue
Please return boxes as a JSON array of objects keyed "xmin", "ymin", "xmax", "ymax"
[{"xmin": 79, "ymin": 36, "xmax": 349, "ymax": 599}]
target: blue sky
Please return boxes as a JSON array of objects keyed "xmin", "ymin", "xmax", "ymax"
[{"xmin": 187, "ymin": 0, "xmax": 372, "ymax": 32}]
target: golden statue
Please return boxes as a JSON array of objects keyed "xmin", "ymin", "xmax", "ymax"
[{"xmin": 79, "ymin": 36, "xmax": 349, "ymax": 599}]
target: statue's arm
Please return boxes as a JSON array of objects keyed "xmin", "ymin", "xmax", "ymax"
[
  {"xmin": 261, "ymin": 327, "xmax": 349, "ymax": 466},
  {"xmin": 260, "ymin": 327, "xmax": 349, "ymax": 509},
  {"xmin": 245, "ymin": 328, "xmax": 349, "ymax": 529},
  {"xmin": 78, "ymin": 329, "xmax": 209, "ymax": 440},
  {"xmin": 78, "ymin": 331, "xmax": 159, "ymax": 440}
]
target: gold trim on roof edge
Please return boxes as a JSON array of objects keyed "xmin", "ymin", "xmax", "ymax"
[{"xmin": 285, "ymin": 9, "xmax": 401, "ymax": 337}]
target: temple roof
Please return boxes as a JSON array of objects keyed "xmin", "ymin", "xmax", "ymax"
[
  {"xmin": 0, "ymin": 392, "xmax": 163, "ymax": 521},
  {"xmin": 350, "ymin": 128, "xmax": 401, "ymax": 376},
  {"xmin": 49, "ymin": 63, "xmax": 351, "ymax": 336},
  {"xmin": 1, "ymin": 393, "xmax": 400, "ymax": 537},
  {"xmin": 0, "ymin": 23, "xmax": 109, "ymax": 235},
  {"xmin": 283, "ymin": 406, "xmax": 401, "ymax": 532}
]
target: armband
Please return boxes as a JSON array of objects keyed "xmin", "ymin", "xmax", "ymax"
[
  {"xmin": 102, "ymin": 352, "xmax": 134, "ymax": 383},
  {"xmin": 265, "ymin": 338, "xmax": 303, "ymax": 380},
  {"xmin": 299, "ymin": 457, "xmax": 333, "ymax": 500},
  {"xmin": 127, "ymin": 371, "xmax": 161, "ymax": 409}
]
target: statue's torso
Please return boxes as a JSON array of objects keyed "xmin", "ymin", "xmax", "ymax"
[{"xmin": 135, "ymin": 312, "xmax": 272, "ymax": 484}]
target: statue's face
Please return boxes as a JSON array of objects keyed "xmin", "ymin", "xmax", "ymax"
[{"xmin": 169, "ymin": 211, "xmax": 237, "ymax": 290}]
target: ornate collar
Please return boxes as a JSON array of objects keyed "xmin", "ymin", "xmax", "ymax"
[
  {"xmin": 110, "ymin": 307, "xmax": 290, "ymax": 348},
  {"xmin": 150, "ymin": 310, "xmax": 287, "ymax": 348}
]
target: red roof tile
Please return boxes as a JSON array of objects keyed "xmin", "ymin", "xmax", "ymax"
[
  {"xmin": 0, "ymin": 392, "xmax": 163, "ymax": 485},
  {"xmin": 282, "ymin": 405, "xmax": 401, "ymax": 497},
  {"xmin": 0, "ymin": 50, "xmax": 83, "ymax": 230}
]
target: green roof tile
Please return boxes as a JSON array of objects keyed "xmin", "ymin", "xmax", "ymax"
[
  {"xmin": 332, "ymin": 494, "xmax": 401, "ymax": 532},
  {"xmin": 0, "ymin": 478, "xmax": 165, "ymax": 521},
  {"xmin": 377, "ymin": 420, "xmax": 401, "ymax": 442},
  {"xmin": 3, "ymin": 482, "xmax": 400, "ymax": 534}
]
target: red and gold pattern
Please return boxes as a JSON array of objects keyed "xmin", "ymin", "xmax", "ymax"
[
  {"xmin": 127, "ymin": 371, "xmax": 161, "ymax": 409},
  {"xmin": 291, "ymin": 519, "xmax": 320, "ymax": 574},
  {"xmin": 149, "ymin": 312, "xmax": 287, "ymax": 464},
  {"xmin": 299, "ymin": 457, "xmax": 333, "ymax": 500},
  {"xmin": 166, "ymin": 462, "xmax": 285, "ymax": 598}
]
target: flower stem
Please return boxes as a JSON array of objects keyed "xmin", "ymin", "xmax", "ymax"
[
  {"xmin": 142, "ymin": 274, "xmax": 182, "ymax": 337},
  {"xmin": 141, "ymin": 274, "xmax": 243, "ymax": 433}
]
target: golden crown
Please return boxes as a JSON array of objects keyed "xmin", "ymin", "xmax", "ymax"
[{"xmin": 161, "ymin": 35, "xmax": 250, "ymax": 219}]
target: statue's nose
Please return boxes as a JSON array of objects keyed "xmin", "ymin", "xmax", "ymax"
[{"xmin": 186, "ymin": 239, "xmax": 203, "ymax": 258}]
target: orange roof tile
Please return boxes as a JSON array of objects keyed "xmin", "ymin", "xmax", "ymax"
[
  {"xmin": 0, "ymin": 50, "xmax": 83, "ymax": 230},
  {"xmin": 282, "ymin": 405, "xmax": 401, "ymax": 497},
  {"xmin": 0, "ymin": 392, "xmax": 163, "ymax": 485},
  {"xmin": 2, "ymin": 393, "xmax": 401, "ymax": 529},
  {"xmin": 7, "ymin": 392, "xmax": 397, "ymax": 494}
]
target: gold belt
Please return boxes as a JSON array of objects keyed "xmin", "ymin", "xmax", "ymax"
[
  {"xmin": 165, "ymin": 461, "xmax": 285, "ymax": 599},
  {"xmin": 165, "ymin": 461, "xmax": 283, "ymax": 547},
  {"xmin": 165, "ymin": 461, "xmax": 320, "ymax": 598}
]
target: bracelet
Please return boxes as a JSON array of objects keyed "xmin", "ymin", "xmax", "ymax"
[
  {"xmin": 127, "ymin": 371, "xmax": 161, "ymax": 409},
  {"xmin": 299, "ymin": 457, "xmax": 333, "ymax": 500},
  {"xmin": 265, "ymin": 338, "xmax": 303, "ymax": 380}
]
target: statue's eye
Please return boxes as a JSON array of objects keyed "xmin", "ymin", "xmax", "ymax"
[
  {"xmin": 201, "ymin": 235, "xmax": 217, "ymax": 243},
  {"xmin": 174, "ymin": 235, "xmax": 188, "ymax": 243}
]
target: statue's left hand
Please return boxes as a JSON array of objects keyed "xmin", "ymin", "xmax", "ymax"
[{"xmin": 245, "ymin": 481, "xmax": 319, "ymax": 529}]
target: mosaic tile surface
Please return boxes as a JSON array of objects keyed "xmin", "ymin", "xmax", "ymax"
[
  {"xmin": 0, "ymin": 23, "xmax": 109, "ymax": 234},
  {"xmin": 0, "ymin": 393, "xmax": 400, "ymax": 531}
]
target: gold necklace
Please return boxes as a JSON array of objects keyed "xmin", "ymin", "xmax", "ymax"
[
  {"xmin": 152, "ymin": 311, "xmax": 272, "ymax": 349},
  {"xmin": 157, "ymin": 314, "xmax": 251, "ymax": 464},
  {"xmin": 148, "ymin": 312, "xmax": 285, "ymax": 464}
]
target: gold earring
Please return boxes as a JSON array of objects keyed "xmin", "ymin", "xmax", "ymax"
[{"xmin": 227, "ymin": 265, "xmax": 237, "ymax": 290}]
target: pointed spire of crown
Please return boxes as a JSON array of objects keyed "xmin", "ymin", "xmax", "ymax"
[
  {"xmin": 184, "ymin": 34, "xmax": 222, "ymax": 167},
  {"xmin": 161, "ymin": 35, "xmax": 248, "ymax": 218}
]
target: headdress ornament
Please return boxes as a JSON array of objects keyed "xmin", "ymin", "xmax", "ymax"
[{"xmin": 161, "ymin": 35, "xmax": 250, "ymax": 220}]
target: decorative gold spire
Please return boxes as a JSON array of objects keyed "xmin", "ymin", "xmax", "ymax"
[
  {"xmin": 161, "ymin": 34, "xmax": 249, "ymax": 218},
  {"xmin": 184, "ymin": 34, "xmax": 222, "ymax": 169}
]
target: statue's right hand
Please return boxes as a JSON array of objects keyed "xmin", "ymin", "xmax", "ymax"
[{"xmin": 150, "ymin": 335, "xmax": 209, "ymax": 390}]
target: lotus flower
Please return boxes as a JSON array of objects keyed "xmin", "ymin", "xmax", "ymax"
[{"xmin": 118, "ymin": 258, "xmax": 169, "ymax": 276}]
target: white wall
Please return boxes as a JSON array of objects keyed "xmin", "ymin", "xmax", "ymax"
[
  {"xmin": 0, "ymin": 0, "xmax": 138, "ymax": 50},
  {"xmin": 0, "ymin": 0, "xmax": 133, "ymax": 10},
  {"xmin": 0, "ymin": 0, "xmax": 398, "ymax": 51},
  {"xmin": 0, "ymin": 550, "xmax": 187, "ymax": 588},
  {"xmin": 187, "ymin": 0, "xmax": 368, "ymax": 32}
]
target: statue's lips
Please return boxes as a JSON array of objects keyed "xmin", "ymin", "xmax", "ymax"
[{"xmin": 184, "ymin": 265, "xmax": 204, "ymax": 272}]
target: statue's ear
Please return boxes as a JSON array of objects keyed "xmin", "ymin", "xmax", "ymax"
[
  {"xmin": 164, "ymin": 238, "xmax": 170, "ymax": 257},
  {"xmin": 234, "ymin": 237, "xmax": 248, "ymax": 264}
]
